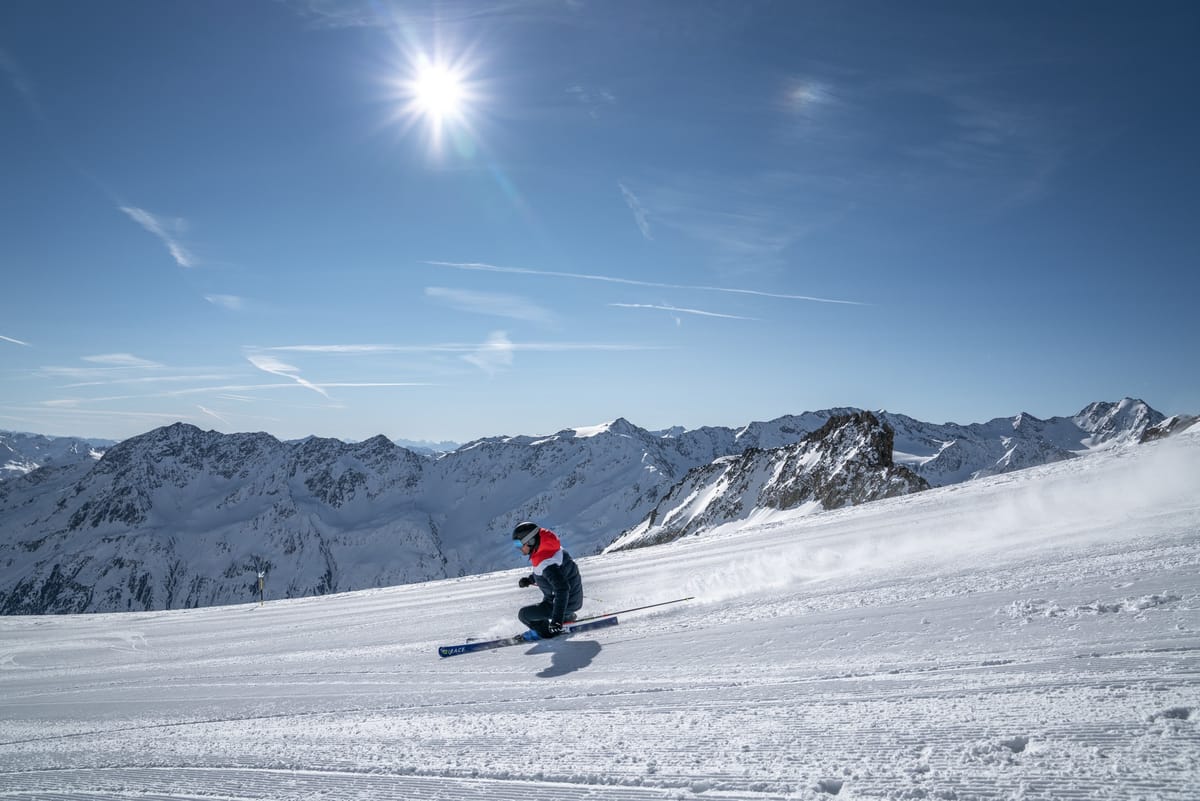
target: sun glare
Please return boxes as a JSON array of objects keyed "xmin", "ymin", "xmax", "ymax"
[
  {"xmin": 412, "ymin": 64, "xmax": 466, "ymax": 121},
  {"xmin": 390, "ymin": 48, "xmax": 483, "ymax": 153}
]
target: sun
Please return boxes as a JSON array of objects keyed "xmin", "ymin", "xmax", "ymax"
[
  {"xmin": 389, "ymin": 49, "xmax": 483, "ymax": 153},
  {"xmin": 411, "ymin": 63, "xmax": 466, "ymax": 122}
]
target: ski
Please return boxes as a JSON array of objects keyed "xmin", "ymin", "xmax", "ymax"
[{"xmin": 437, "ymin": 615, "xmax": 618, "ymax": 658}]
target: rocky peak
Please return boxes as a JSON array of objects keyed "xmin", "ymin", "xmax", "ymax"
[
  {"xmin": 607, "ymin": 411, "xmax": 928, "ymax": 551},
  {"xmin": 1140, "ymin": 414, "xmax": 1200, "ymax": 443},
  {"xmin": 606, "ymin": 417, "xmax": 641, "ymax": 437},
  {"xmin": 803, "ymin": 411, "xmax": 896, "ymax": 467},
  {"xmin": 1074, "ymin": 398, "xmax": 1160, "ymax": 442},
  {"xmin": 1011, "ymin": 412, "xmax": 1044, "ymax": 432}
]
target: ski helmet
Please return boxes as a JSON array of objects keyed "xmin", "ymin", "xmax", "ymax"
[{"xmin": 512, "ymin": 521, "xmax": 540, "ymax": 548}]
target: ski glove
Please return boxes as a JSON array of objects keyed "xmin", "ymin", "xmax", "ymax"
[
  {"xmin": 518, "ymin": 575, "xmax": 536, "ymax": 588},
  {"xmin": 546, "ymin": 621, "xmax": 564, "ymax": 638}
]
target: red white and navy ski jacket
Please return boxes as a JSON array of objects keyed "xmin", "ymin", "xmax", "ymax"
[{"xmin": 525, "ymin": 528, "xmax": 583, "ymax": 623}]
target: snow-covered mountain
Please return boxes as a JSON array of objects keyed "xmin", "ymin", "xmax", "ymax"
[
  {"xmin": 0, "ymin": 426, "xmax": 442, "ymax": 614},
  {"xmin": 390, "ymin": 436, "xmax": 461, "ymax": 456},
  {"xmin": 0, "ymin": 399, "xmax": 1168, "ymax": 614},
  {"xmin": 885, "ymin": 398, "xmax": 1163, "ymax": 486},
  {"xmin": 1142, "ymin": 413, "xmax": 1200, "ymax": 443},
  {"xmin": 0, "ymin": 430, "xmax": 110, "ymax": 482},
  {"xmin": 607, "ymin": 412, "xmax": 930, "ymax": 551}
]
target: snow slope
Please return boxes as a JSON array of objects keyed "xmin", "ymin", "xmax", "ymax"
[{"xmin": 0, "ymin": 428, "xmax": 1197, "ymax": 800}]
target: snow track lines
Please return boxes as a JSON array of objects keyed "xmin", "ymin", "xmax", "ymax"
[{"xmin": 0, "ymin": 767, "xmax": 758, "ymax": 801}]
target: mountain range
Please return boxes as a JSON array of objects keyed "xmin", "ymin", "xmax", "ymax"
[
  {"xmin": 0, "ymin": 398, "xmax": 1177, "ymax": 614},
  {"xmin": 0, "ymin": 431, "xmax": 112, "ymax": 482}
]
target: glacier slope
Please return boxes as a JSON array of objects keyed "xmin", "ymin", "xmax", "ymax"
[{"xmin": 0, "ymin": 429, "xmax": 1197, "ymax": 800}]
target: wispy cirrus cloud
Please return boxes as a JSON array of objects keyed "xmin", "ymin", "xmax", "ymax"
[
  {"xmin": 283, "ymin": 0, "xmax": 562, "ymax": 29},
  {"xmin": 61, "ymin": 374, "xmax": 234, "ymax": 389},
  {"xmin": 48, "ymin": 382, "xmax": 429, "ymax": 405},
  {"xmin": 205, "ymin": 294, "xmax": 245, "ymax": 311},
  {"xmin": 197, "ymin": 405, "xmax": 230, "ymax": 425},
  {"xmin": 37, "ymin": 354, "xmax": 167, "ymax": 382},
  {"xmin": 243, "ymin": 351, "xmax": 433, "ymax": 399},
  {"xmin": 245, "ymin": 353, "xmax": 329, "ymax": 398},
  {"xmin": 918, "ymin": 90, "xmax": 1063, "ymax": 204},
  {"xmin": 625, "ymin": 173, "xmax": 857, "ymax": 269},
  {"xmin": 263, "ymin": 341, "xmax": 665, "ymax": 355},
  {"xmin": 610, "ymin": 303, "xmax": 757, "ymax": 321},
  {"xmin": 82, "ymin": 353, "xmax": 163, "ymax": 368},
  {"xmin": 452, "ymin": 329, "xmax": 659, "ymax": 375},
  {"xmin": 36, "ymin": 355, "xmax": 271, "ymax": 412},
  {"xmin": 257, "ymin": 336, "xmax": 664, "ymax": 376},
  {"xmin": 569, "ymin": 84, "xmax": 617, "ymax": 118},
  {"xmin": 0, "ymin": 47, "xmax": 43, "ymax": 119},
  {"xmin": 782, "ymin": 76, "xmax": 838, "ymax": 120},
  {"xmin": 425, "ymin": 287, "xmax": 555, "ymax": 325},
  {"xmin": 619, "ymin": 182, "xmax": 653, "ymax": 240},
  {"xmin": 822, "ymin": 68, "xmax": 1065, "ymax": 206},
  {"xmin": 1, "ymin": 334, "xmax": 31, "ymax": 346},
  {"xmin": 463, "ymin": 330, "xmax": 515, "ymax": 375},
  {"xmin": 425, "ymin": 260, "xmax": 865, "ymax": 305},
  {"xmin": 119, "ymin": 206, "xmax": 197, "ymax": 268},
  {"xmin": 29, "ymin": 403, "xmax": 196, "ymax": 422}
]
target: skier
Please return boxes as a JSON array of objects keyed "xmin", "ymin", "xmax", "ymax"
[{"xmin": 512, "ymin": 521, "xmax": 583, "ymax": 639}]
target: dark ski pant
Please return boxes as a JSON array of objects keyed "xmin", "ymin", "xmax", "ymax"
[{"xmin": 519, "ymin": 600, "xmax": 580, "ymax": 637}]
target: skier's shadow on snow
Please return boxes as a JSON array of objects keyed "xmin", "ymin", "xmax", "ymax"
[{"xmin": 525, "ymin": 639, "xmax": 603, "ymax": 678}]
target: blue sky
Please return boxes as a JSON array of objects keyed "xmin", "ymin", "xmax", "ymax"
[{"xmin": 2, "ymin": 1, "xmax": 1197, "ymax": 444}]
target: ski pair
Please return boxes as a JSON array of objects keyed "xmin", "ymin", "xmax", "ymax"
[
  {"xmin": 435, "ymin": 596, "xmax": 693, "ymax": 658},
  {"xmin": 437, "ymin": 615, "xmax": 618, "ymax": 658}
]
